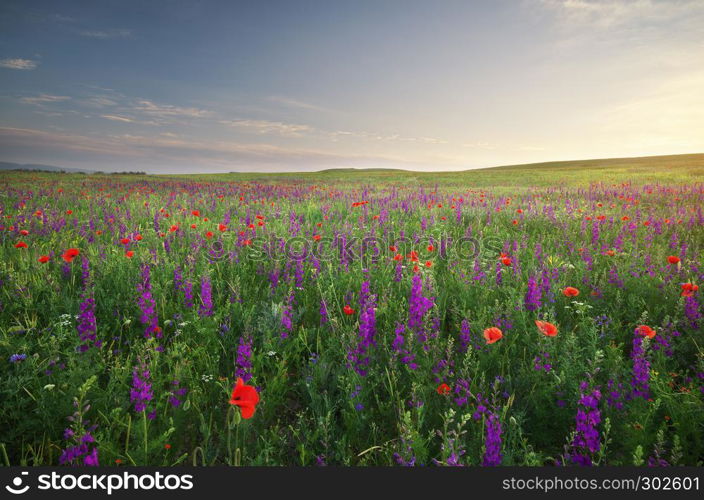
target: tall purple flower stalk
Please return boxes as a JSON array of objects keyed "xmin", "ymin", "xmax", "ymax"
[
  {"xmin": 482, "ymin": 412, "xmax": 503, "ymax": 466},
  {"xmin": 684, "ymin": 296, "xmax": 701, "ymax": 329},
  {"xmin": 76, "ymin": 257, "xmax": 98, "ymax": 352},
  {"xmin": 198, "ymin": 275, "xmax": 213, "ymax": 317},
  {"xmin": 319, "ymin": 299, "xmax": 329, "ymax": 325},
  {"xmin": 570, "ymin": 382, "xmax": 602, "ymax": 466},
  {"xmin": 137, "ymin": 264, "xmax": 159, "ymax": 338},
  {"xmin": 408, "ymin": 274, "xmax": 434, "ymax": 343},
  {"xmin": 59, "ymin": 399, "xmax": 99, "ymax": 466},
  {"xmin": 168, "ymin": 380, "xmax": 188, "ymax": 408},
  {"xmin": 392, "ymin": 322, "xmax": 417, "ymax": 369},
  {"xmin": 630, "ymin": 328, "xmax": 651, "ymax": 400},
  {"xmin": 281, "ymin": 292, "xmax": 294, "ymax": 338},
  {"xmin": 59, "ymin": 428, "xmax": 99, "ymax": 466},
  {"xmin": 130, "ymin": 365, "xmax": 155, "ymax": 418},
  {"xmin": 348, "ymin": 281, "xmax": 377, "ymax": 376},
  {"xmin": 235, "ymin": 335, "xmax": 253, "ymax": 382},
  {"xmin": 458, "ymin": 319, "xmax": 472, "ymax": 353},
  {"xmin": 183, "ymin": 281, "xmax": 194, "ymax": 308},
  {"xmin": 524, "ymin": 275, "xmax": 542, "ymax": 311}
]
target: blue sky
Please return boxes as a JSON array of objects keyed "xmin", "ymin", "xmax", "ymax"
[{"xmin": 1, "ymin": 0, "xmax": 703, "ymax": 173}]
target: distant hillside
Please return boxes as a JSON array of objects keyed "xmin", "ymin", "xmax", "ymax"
[
  {"xmin": 480, "ymin": 153, "xmax": 704, "ymax": 173},
  {"xmin": 0, "ymin": 161, "xmax": 95, "ymax": 174},
  {"xmin": 170, "ymin": 152, "xmax": 704, "ymax": 187}
]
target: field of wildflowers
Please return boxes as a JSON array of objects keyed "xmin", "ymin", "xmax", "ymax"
[{"xmin": 1, "ymin": 162, "xmax": 703, "ymax": 466}]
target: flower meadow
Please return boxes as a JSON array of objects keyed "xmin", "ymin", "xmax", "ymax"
[{"xmin": 1, "ymin": 169, "xmax": 703, "ymax": 467}]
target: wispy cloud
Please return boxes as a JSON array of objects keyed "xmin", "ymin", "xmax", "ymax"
[
  {"xmin": 220, "ymin": 119, "xmax": 313, "ymax": 137},
  {"xmin": 0, "ymin": 58, "xmax": 38, "ymax": 70},
  {"xmin": 79, "ymin": 28, "xmax": 132, "ymax": 39},
  {"xmin": 539, "ymin": 0, "xmax": 704, "ymax": 29},
  {"xmin": 100, "ymin": 114, "xmax": 134, "ymax": 123},
  {"xmin": 134, "ymin": 99, "xmax": 211, "ymax": 119},
  {"xmin": 19, "ymin": 94, "xmax": 70, "ymax": 105},
  {"xmin": 328, "ymin": 130, "xmax": 449, "ymax": 145},
  {"xmin": 80, "ymin": 96, "xmax": 119, "ymax": 108},
  {"xmin": 268, "ymin": 95, "xmax": 333, "ymax": 113}
]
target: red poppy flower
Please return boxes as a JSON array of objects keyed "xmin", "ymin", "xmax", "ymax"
[
  {"xmin": 408, "ymin": 251, "xmax": 419, "ymax": 262},
  {"xmin": 205, "ymin": 231, "xmax": 214, "ymax": 239},
  {"xmin": 219, "ymin": 224, "xmax": 228, "ymax": 232},
  {"xmin": 135, "ymin": 234, "xmax": 143, "ymax": 241},
  {"xmin": 192, "ymin": 210, "xmax": 200, "ymax": 217},
  {"xmin": 425, "ymin": 260, "xmax": 432, "ymax": 268},
  {"xmin": 563, "ymin": 287, "xmax": 580, "ymax": 297},
  {"xmin": 501, "ymin": 257, "xmax": 512, "ymax": 266},
  {"xmin": 413, "ymin": 265, "xmax": 420, "ymax": 273},
  {"xmin": 605, "ymin": 250, "xmax": 615, "ymax": 256},
  {"xmin": 125, "ymin": 251, "xmax": 134, "ymax": 258},
  {"xmin": 483, "ymin": 327, "xmax": 503, "ymax": 344},
  {"xmin": 427, "ymin": 244, "xmax": 434, "ymax": 252},
  {"xmin": 343, "ymin": 305, "xmax": 355, "ymax": 315},
  {"xmin": 66, "ymin": 210, "xmax": 73, "ymax": 215},
  {"xmin": 120, "ymin": 238, "xmax": 130, "ymax": 245},
  {"xmin": 191, "ymin": 224, "xmax": 197, "ymax": 229},
  {"xmin": 667, "ymin": 256, "xmax": 680, "ymax": 265},
  {"xmin": 516, "ymin": 208, "xmax": 523, "ymax": 213},
  {"xmin": 393, "ymin": 253, "xmax": 403, "ymax": 261},
  {"xmin": 19, "ymin": 229, "xmax": 29, "ymax": 236},
  {"xmin": 437, "ymin": 383, "xmax": 451, "ymax": 395},
  {"xmin": 14, "ymin": 241, "xmax": 28, "ymax": 248},
  {"xmin": 512, "ymin": 219, "xmax": 518, "ymax": 225},
  {"xmin": 228, "ymin": 377, "xmax": 260, "ymax": 419},
  {"xmin": 38, "ymin": 255, "xmax": 50, "ymax": 263},
  {"xmin": 681, "ymin": 283, "xmax": 699, "ymax": 297},
  {"xmin": 169, "ymin": 225, "xmax": 179, "ymax": 232},
  {"xmin": 313, "ymin": 234, "xmax": 321, "ymax": 241},
  {"xmin": 636, "ymin": 325, "xmax": 656, "ymax": 339},
  {"xmin": 62, "ymin": 248, "xmax": 80, "ymax": 262},
  {"xmin": 535, "ymin": 320, "xmax": 558, "ymax": 337},
  {"xmin": 242, "ymin": 239, "xmax": 252, "ymax": 246}
]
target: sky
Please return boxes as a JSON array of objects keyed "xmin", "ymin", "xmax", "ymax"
[{"xmin": 0, "ymin": 0, "xmax": 702, "ymax": 173}]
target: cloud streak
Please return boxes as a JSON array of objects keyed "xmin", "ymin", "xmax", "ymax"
[
  {"xmin": 0, "ymin": 58, "xmax": 38, "ymax": 70},
  {"xmin": 19, "ymin": 94, "xmax": 70, "ymax": 105},
  {"xmin": 220, "ymin": 119, "xmax": 313, "ymax": 137},
  {"xmin": 79, "ymin": 29, "xmax": 132, "ymax": 39}
]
